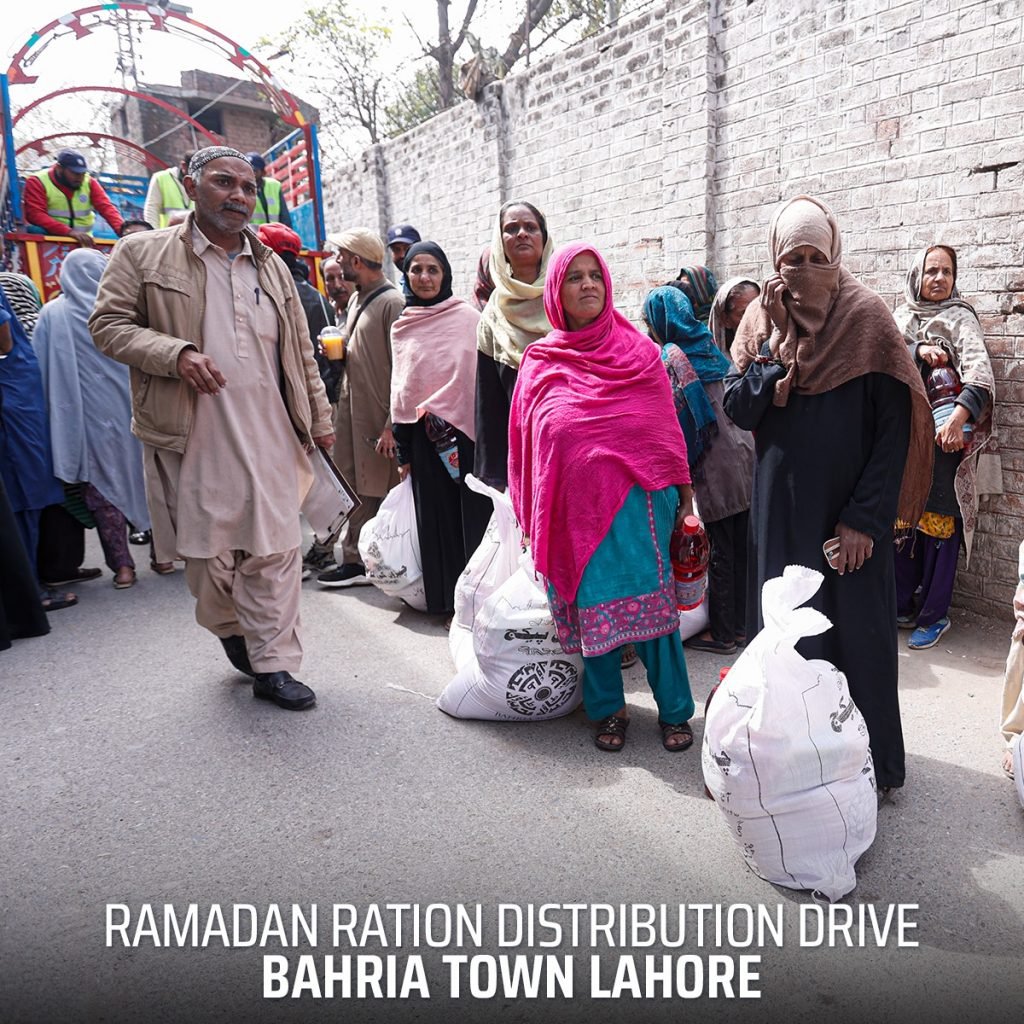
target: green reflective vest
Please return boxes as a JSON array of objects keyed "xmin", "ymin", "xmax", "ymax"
[
  {"xmin": 250, "ymin": 177, "xmax": 284, "ymax": 225},
  {"xmin": 154, "ymin": 168, "xmax": 192, "ymax": 228},
  {"xmin": 33, "ymin": 168, "xmax": 94, "ymax": 232}
]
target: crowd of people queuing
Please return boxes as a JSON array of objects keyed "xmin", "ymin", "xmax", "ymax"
[{"xmin": 1, "ymin": 145, "xmax": 1019, "ymax": 792}]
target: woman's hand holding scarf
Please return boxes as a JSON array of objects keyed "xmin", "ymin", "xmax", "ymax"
[{"xmin": 761, "ymin": 274, "xmax": 790, "ymax": 347}]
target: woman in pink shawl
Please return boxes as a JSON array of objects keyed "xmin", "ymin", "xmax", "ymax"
[
  {"xmin": 509, "ymin": 243, "xmax": 695, "ymax": 753},
  {"xmin": 391, "ymin": 241, "xmax": 492, "ymax": 616}
]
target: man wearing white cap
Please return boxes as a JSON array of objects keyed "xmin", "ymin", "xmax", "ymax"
[{"xmin": 317, "ymin": 228, "xmax": 404, "ymax": 588}]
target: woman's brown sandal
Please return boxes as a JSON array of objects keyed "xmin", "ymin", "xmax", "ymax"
[
  {"xmin": 659, "ymin": 719, "xmax": 693, "ymax": 752},
  {"xmin": 595, "ymin": 714, "xmax": 630, "ymax": 752}
]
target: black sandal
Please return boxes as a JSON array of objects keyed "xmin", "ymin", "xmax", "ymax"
[
  {"xmin": 40, "ymin": 587, "xmax": 78, "ymax": 612},
  {"xmin": 595, "ymin": 714, "xmax": 629, "ymax": 752},
  {"xmin": 659, "ymin": 719, "xmax": 693, "ymax": 752},
  {"xmin": 684, "ymin": 635, "xmax": 737, "ymax": 654}
]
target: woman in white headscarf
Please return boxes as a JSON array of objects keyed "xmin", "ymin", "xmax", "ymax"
[
  {"xmin": 723, "ymin": 195, "xmax": 934, "ymax": 793},
  {"xmin": 33, "ymin": 248, "xmax": 158, "ymax": 588}
]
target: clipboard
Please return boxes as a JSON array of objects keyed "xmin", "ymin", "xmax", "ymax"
[{"xmin": 301, "ymin": 447, "xmax": 361, "ymax": 541}]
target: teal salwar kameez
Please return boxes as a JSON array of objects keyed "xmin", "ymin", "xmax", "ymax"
[{"xmin": 547, "ymin": 485, "xmax": 694, "ymax": 723}]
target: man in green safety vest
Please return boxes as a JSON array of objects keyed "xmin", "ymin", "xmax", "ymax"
[
  {"xmin": 23, "ymin": 149, "xmax": 125, "ymax": 247},
  {"xmin": 246, "ymin": 152, "xmax": 292, "ymax": 228},
  {"xmin": 143, "ymin": 151, "xmax": 194, "ymax": 228}
]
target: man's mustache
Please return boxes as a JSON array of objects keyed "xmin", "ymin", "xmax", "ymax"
[{"xmin": 221, "ymin": 203, "xmax": 249, "ymax": 214}]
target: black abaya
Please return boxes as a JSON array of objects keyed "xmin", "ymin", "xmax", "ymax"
[
  {"xmin": 724, "ymin": 363, "xmax": 912, "ymax": 789},
  {"xmin": 394, "ymin": 419, "xmax": 492, "ymax": 615},
  {"xmin": 1, "ymin": 474, "xmax": 49, "ymax": 651},
  {"xmin": 472, "ymin": 351, "xmax": 518, "ymax": 490}
]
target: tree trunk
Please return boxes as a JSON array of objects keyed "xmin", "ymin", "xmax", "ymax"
[{"xmin": 435, "ymin": 0, "xmax": 455, "ymax": 109}]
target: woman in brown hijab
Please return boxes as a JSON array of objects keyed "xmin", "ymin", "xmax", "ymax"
[{"xmin": 724, "ymin": 195, "xmax": 933, "ymax": 794}]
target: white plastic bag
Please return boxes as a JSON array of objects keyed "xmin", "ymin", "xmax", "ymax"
[
  {"xmin": 702, "ymin": 565, "xmax": 877, "ymax": 902},
  {"xmin": 679, "ymin": 597, "xmax": 709, "ymax": 641},
  {"xmin": 449, "ymin": 475, "xmax": 522, "ymax": 668},
  {"xmin": 358, "ymin": 477, "xmax": 427, "ymax": 611},
  {"xmin": 439, "ymin": 551, "xmax": 584, "ymax": 721}
]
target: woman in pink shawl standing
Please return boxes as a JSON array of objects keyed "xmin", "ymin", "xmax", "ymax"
[
  {"xmin": 508, "ymin": 243, "xmax": 695, "ymax": 753},
  {"xmin": 391, "ymin": 241, "xmax": 492, "ymax": 616}
]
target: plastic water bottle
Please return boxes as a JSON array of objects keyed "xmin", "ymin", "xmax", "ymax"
[
  {"xmin": 925, "ymin": 366, "xmax": 972, "ymax": 441},
  {"xmin": 670, "ymin": 514, "xmax": 710, "ymax": 611},
  {"xmin": 424, "ymin": 414, "xmax": 460, "ymax": 480}
]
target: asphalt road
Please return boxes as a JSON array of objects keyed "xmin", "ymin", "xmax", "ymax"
[{"xmin": 2, "ymin": 531, "xmax": 1021, "ymax": 1024}]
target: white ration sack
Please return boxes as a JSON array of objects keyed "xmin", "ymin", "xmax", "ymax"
[
  {"xmin": 449, "ymin": 475, "xmax": 522, "ymax": 669},
  {"xmin": 439, "ymin": 551, "xmax": 583, "ymax": 721},
  {"xmin": 702, "ymin": 565, "xmax": 877, "ymax": 902},
  {"xmin": 358, "ymin": 477, "xmax": 427, "ymax": 611}
]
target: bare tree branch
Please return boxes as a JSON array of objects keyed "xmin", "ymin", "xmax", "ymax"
[
  {"xmin": 531, "ymin": 13, "xmax": 583, "ymax": 55},
  {"xmin": 453, "ymin": 0, "xmax": 480, "ymax": 52},
  {"xmin": 500, "ymin": 0, "xmax": 557, "ymax": 73},
  {"xmin": 403, "ymin": 13, "xmax": 434, "ymax": 58}
]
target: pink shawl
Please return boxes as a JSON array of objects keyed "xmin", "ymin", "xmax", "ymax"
[
  {"xmin": 390, "ymin": 295, "xmax": 480, "ymax": 440},
  {"xmin": 509, "ymin": 243, "xmax": 690, "ymax": 602}
]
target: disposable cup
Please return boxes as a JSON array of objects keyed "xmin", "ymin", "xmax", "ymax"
[{"xmin": 320, "ymin": 327, "xmax": 345, "ymax": 360}]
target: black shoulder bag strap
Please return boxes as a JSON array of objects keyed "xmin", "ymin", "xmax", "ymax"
[{"xmin": 347, "ymin": 283, "xmax": 393, "ymax": 335}]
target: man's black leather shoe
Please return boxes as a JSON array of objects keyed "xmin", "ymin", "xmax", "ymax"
[
  {"xmin": 253, "ymin": 671, "xmax": 316, "ymax": 710},
  {"xmin": 220, "ymin": 635, "xmax": 255, "ymax": 678}
]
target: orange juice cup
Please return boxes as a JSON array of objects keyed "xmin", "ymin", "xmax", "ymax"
[{"xmin": 320, "ymin": 328, "xmax": 345, "ymax": 360}]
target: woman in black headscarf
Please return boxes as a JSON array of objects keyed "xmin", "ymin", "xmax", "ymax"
[{"xmin": 390, "ymin": 242, "xmax": 491, "ymax": 615}]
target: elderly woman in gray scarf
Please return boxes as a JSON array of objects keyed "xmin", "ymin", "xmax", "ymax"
[
  {"xmin": 33, "ymin": 248, "xmax": 162, "ymax": 588},
  {"xmin": 892, "ymin": 244, "xmax": 1001, "ymax": 650}
]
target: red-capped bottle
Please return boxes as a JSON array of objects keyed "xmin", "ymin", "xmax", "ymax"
[
  {"xmin": 925, "ymin": 366, "xmax": 972, "ymax": 441},
  {"xmin": 424, "ymin": 413, "xmax": 460, "ymax": 480},
  {"xmin": 669, "ymin": 514, "xmax": 709, "ymax": 611}
]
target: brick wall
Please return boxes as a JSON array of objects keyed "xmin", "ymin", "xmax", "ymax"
[
  {"xmin": 322, "ymin": 0, "xmax": 1024, "ymax": 621},
  {"xmin": 221, "ymin": 107, "xmax": 276, "ymax": 158}
]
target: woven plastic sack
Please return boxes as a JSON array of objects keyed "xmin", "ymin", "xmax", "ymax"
[{"xmin": 702, "ymin": 565, "xmax": 877, "ymax": 902}]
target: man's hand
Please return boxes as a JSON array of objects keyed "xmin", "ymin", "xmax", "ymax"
[
  {"xmin": 177, "ymin": 348, "xmax": 226, "ymax": 395},
  {"xmin": 834, "ymin": 522, "xmax": 873, "ymax": 575},
  {"xmin": 313, "ymin": 433, "xmax": 335, "ymax": 450},
  {"xmin": 375, "ymin": 427, "xmax": 396, "ymax": 458},
  {"xmin": 70, "ymin": 229, "xmax": 94, "ymax": 248},
  {"xmin": 397, "ymin": 464, "xmax": 410, "ymax": 481}
]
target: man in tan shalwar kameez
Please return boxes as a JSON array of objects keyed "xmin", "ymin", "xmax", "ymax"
[
  {"xmin": 317, "ymin": 228, "xmax": 405, "ymax": 588},
  {"xmin": 90, "ymin": 147, "xmax": 334, "ymax": 710}
]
